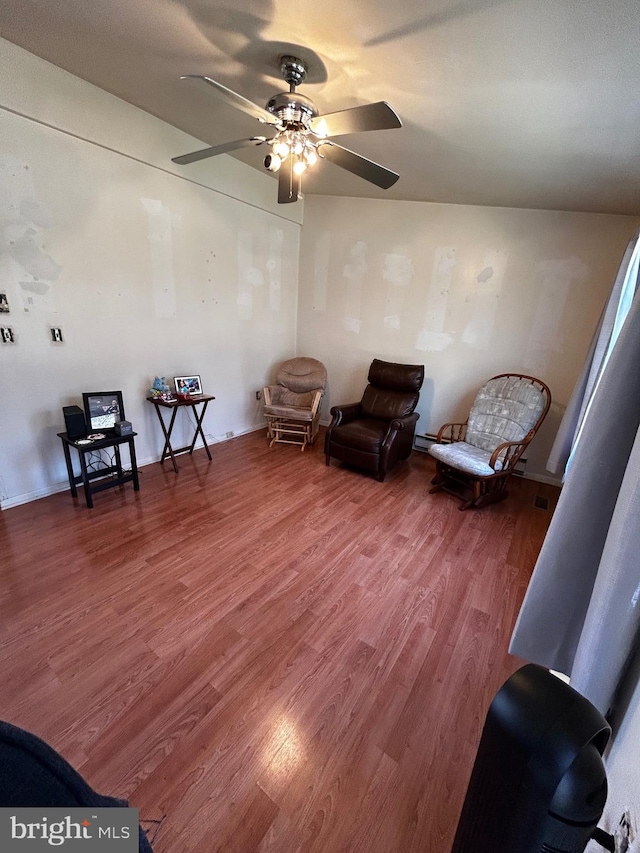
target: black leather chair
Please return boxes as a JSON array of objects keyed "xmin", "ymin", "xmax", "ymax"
[
  {"xmin": 325, "ymin": 359, "xmax": 424, "ymax": 481},
  {"xmin": 0, "ymin": 720, "xmax": 154, "ymax": 851}
]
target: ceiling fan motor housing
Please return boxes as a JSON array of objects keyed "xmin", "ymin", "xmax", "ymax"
[{"xmin": 265, "ymin": 91, "xmax": 318, "ymax": 128}]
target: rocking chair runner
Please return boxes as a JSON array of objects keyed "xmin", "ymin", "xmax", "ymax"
[{"xmin": 428, "ymin": 373, "xmax": 551, "ymax": 510}]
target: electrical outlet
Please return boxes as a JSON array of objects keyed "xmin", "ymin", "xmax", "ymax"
[
  {"xmin": 225, "ymin": 431, "xmax": 234, "ymax": 439},
  {"xmin": 50, "ymin": 327, "xmax": 63, "ymax": 343},
  {"xmin": 1, "ymin": 326, "xmax": 15, "ymax": 344},
  {"xmin": 255, "ymin": 390, "xmax": 262, "ymax": 401}
]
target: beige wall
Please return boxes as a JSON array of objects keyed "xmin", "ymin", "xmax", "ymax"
[
  {"xmin": 4, "ymin": 37, "xmax": 638, "ymax": 504},
  {"xmin": 297, "ymin": 195, "xmax": 639, "ymax": 481},
  {"xmin": 0, "ymin": 39, "xmax": 302, "ymax": 508}
]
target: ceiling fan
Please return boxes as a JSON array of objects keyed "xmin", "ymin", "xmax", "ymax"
[{"xmin": 172, "ymin": 55, "xmax": 402, "ymax": 204}]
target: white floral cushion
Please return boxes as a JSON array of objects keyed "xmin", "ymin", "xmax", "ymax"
[
  {"xmin": 429, "ymin": 440, "xmax": 505, "ymax": 476},
  {"xmin": 465, "ymin": 376, "xmax": 546, "ymax": 452}
]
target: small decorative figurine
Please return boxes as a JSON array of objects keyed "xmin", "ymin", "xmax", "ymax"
[{"xmin": 149, "ymin": 377, "xmax": 170, "ymax": 398}]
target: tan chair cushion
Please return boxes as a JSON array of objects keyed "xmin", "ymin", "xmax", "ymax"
[
  {"xmin": 276, "ymin": 357, "xmax": 327, "ymax": 394},
  {"xmin": 267, "ymin": 387, "xmax": 316, "ymax": 408},
  {"xmin": 263, "ymin": 404, "xmax": 315, "ymax": 422}
]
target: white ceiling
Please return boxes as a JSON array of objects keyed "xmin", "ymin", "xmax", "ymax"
[{"xmin": 1, "ymin": 0, "xmax": 639, "ymax": 214}]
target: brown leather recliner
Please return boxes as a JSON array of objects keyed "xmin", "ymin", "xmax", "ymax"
[{"xmin": 325, "ymin": 359, "xmax": 425, "ymax": 481}]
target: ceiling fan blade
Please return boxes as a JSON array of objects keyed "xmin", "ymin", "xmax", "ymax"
[
  {"xmin": 317, "ymin": 142, "xmax": 399, "ymax": 189},
  {"xmin": 277, "ymin": 157, "xmax": 301, "ymax": 204},
  {"xmin": 172, "ymin": 137, "xmax": 268, "ymax": 166},
  {"xmin": 181, "ymin": 74, "xmax": 276, "ymax": 125},
  {"xmin": 309, "ymin": 102, "xmax": 402, "ymax": 138}
]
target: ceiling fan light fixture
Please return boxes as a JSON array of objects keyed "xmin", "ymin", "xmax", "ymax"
[
  {"xmin": 304, "ymin": 148, "xmax": 318, "ymax": 166},
  {"xmin": 273, "ymin": 139, "xmax": 290, "ymax": 159},
  {"xmin": 268, "ymin": 131, "xmax": 319, "ymax": 176},
  {"xmin": 264, "ymin": 153, "xmax": 282, "ymax": 172}
]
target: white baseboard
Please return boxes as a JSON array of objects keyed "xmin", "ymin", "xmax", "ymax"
[
  {"xmin": 1, "ymin": 423, "xmax": 267, "ymax": 511},
  {"xmin": 1, "ymin": 481, "xmax": 72, "ymax": 510},
  {"xmin": 521, "ymin": 471, "xmax": 563, "ymax": 487}
]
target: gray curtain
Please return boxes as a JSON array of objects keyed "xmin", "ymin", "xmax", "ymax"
[
  {"xmin": 510, "ymin": 246, "xmax": 640, "ymax": 717},
  {"xmin": 547, "ymin": 231, "xmax": 639, "ymax": 474}
]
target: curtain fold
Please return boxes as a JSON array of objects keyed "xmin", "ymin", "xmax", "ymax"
[
  {"xmin": 547, "ymin": 231, "xmax": 639, "ymax": 475},
  {"xmin": 569, "ymin": 425, "xmax": 640, "ymax": 712},
  {"xmin": 510, "ymin": 236, "xmax": 640, "ymax": 717}
]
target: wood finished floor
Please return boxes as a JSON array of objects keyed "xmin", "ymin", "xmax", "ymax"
[{"xmin": 0, "ymin": 431, "xmax": 559, "ymax": 852}]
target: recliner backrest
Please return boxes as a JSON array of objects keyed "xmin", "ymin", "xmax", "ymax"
[
  {"xmin": 360, "ymin": 359, "xmax": 424, "ymax": 420},
  {"xmin": 466, "ymin": 375, "xmax": 548, "ymax": 452},
  {"xmin": 367, "ymin": 359, "xmax": 424, "ymax": 393}
]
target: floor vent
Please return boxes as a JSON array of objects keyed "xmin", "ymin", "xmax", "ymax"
[{"xmin": 533, "ymin": 495, "xmax": 549, "ymax": 510}]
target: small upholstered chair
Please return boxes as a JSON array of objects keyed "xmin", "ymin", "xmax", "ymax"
[
  {"xmin": 429, "ymin": 373, "xmax": 551, "ymax": 510},
  {"xmin": 263, "ymin": 357, "xmax": 327, "ymax": 451},
  {"xmin": 325, "ymin": 358, "xmax": 425, "ymax": 481}
]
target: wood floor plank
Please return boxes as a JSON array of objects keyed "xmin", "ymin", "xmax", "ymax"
[{"xmin": 0, "ymin": 430, "xmax": 558, "ymax": 852}]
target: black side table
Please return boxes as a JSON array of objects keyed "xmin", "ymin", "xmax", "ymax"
[
  {"xmin": 146, "ymin": 394, "xmax": 215, "ymax": 473},
  {"xmin": 58, "ymin": 432, "xmax": 140, "ymax": 508}
]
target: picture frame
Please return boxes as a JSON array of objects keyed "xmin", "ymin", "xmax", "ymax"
[
  {"xmin": 82, "ymin": 391, "xmax": 125, "ymax": 433},
  {"xmin": 174, "ymin": 375, "xmax": 203, "ymax": 396}
]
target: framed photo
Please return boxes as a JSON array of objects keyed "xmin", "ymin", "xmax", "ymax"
[
  {"xmin": 82, "ymin": 391, "xmax": 125, "ymax": 433},
  {"xmin": 174, "ymin": 375, "xmax": 203, "ymax": 396}
]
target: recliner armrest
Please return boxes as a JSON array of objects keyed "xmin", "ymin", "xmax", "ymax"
[
  {"xmin": 329, "ymin": 402, "xmax": 363, "ymax": 427},
  {"xmin": 383, "ymin": 412, "xmax": 419, "ymax": 441},
  {"xmin": 388, "ymin": 412, "xmax": 420, "ymax": 431}
]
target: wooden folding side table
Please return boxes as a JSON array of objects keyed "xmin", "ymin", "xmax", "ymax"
[{"xmin": 146, "ymin": 394, "xmax": 215, "ymax": 473}]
